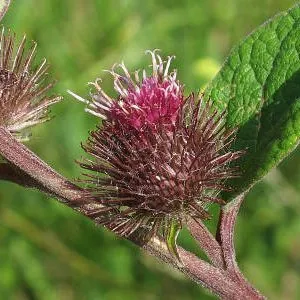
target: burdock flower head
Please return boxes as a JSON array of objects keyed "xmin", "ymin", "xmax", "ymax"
[
  {"xmin": 70, "ymin": 50, "xmax": 243, "ymax": 256},
  {"xmin": 0, "ymin": 27, "xmax": 61, "ymax": 141}
]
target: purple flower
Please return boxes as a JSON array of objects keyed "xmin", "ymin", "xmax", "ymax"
[
  {"xmin": 0, "ymin": 28, "xmax": 61, "ymax": 141},
  {"xmin": 71, "ymin": 50, "xmax": 243, "ymax": 249}
]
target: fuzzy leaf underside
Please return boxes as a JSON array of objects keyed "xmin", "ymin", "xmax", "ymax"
[{"xmin": 206, "ymin": 4, "xmax": 300, "ymax": 199}]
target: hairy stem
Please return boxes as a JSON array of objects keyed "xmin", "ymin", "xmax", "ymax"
[
  {"xmin": 0, "ymin": 126, "xmax": 83, "ymax": 204},
  {"xmin": 188, "ymin": 218, "xmax": 225, "ymax": 268},
  {"xmin": 0, "ymin": 162, "xmax": 35, "ymax": 187},
  {"xmin": 0, "ymin": 127, "xmax": 265, "ymax": 299},
  {"xmin": 217, "ymin": 193, "xmax": 264, "ymax": 296},
  {"xmin": 217, "ymin": 194, "xmax": 244, "ymax": 273},
  {"xmin": 147, "ymin": 237, "xmax": 264, "ymax": 299}
]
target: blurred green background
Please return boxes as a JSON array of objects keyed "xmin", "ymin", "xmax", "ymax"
[{"xmin": 0, "ymin": 0, "xmax": 299, "ymax": 299}]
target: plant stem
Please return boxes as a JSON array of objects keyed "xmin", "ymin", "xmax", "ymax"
[
  {"xmin": 146, "ymin": 237, "xmax": 265, "ymax": 299},
  {"xmin": 0, "ymin": 162, "xmax": 35, "ymax": 187},
  {"xmin": 188, "ymin": 218, "xmax": 225, "ymax": 268},
  {"xmin": 0, "ymin": 126, "xmax": 83, "ymax": 204},
  {"xmin": 0, "ymin": 126, "xmax": 265, "ymax": 299},
  {"xmin": 217, "ymin": 193, "xmax": 263, "ymax": 297}
]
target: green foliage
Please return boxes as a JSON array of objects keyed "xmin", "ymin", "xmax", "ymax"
[
  {"xmin": 206, "ymin": 4, "xmax": 300, "ymax": 199},
  {"xmin": 0, "ymin": 1, "xmax": 299, "ymax": 300}
]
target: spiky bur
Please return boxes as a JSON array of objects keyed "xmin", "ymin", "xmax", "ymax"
[
  {"xmin": 70, "ymin": 51, "xmax": 243, "ymax": 260},
  {"xmin": 0, "ymin": 27, "xmax": 61, "ymax": 141}
]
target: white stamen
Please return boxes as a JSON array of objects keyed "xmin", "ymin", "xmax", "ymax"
[
  {"xmin": 142, "ymin": 69, "xmax": 147, "ymax": 80},
  {"xmin": 88, "ymin": 78, "xmax": 102, "ymax": 91},
  {"xmin": 85, "ymin": 108, "xmax": 107, "ymax": 120},
  {"xmin": 67, "ymin": 90, "xmax": 89, "ymax": 104},
  {"xmin": 90, "ymin": 101, "xmax": 111, "ymax": 111},
  {"xmin": 119, "ymin": 61, "xmax": 132, "ymax": 80},
  {"xmin": 157, "ymin": 54, "xmax": 164, "ymax": 75},
  {"xmin": 114, "ymin": 79, "xmax": 128, "ymax": 97},
  {"xmin": 134, "ymin": 70, "xmax": 141, "ymax": 84},
  {"xmin": 88, "ymin": 80, "xmax": 114, "ymax": 104},
  {"xmin": 145, "ymin": 49, "xmax": 160, "ymax": 77},
  {"xmin": 164, "ymin": 56, "xmax": 175, "ymax": 78}
]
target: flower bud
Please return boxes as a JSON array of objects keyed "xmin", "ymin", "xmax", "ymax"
[
  {"xmin": 71, "ymin": 51, "xmax": 243, "ymax": 253},
  {"xmin": 0, "ymin": 27, "xmax": 61, "ymax": 141}
]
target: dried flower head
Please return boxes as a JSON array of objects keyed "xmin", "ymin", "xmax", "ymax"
[
  {"xmin": 0, "ymin": 27, "xmax": 61, "ymax": 141},
  {"xmin": 70, "ymin": 50, "xmax": 243, "ymax": 253}
]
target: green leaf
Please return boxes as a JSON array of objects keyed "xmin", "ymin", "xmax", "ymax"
[
  {"xmin": 206, "ymin": 4, "xmax": 300, "ymax": 199},
  {"xmin": 0, "ymin": 0, "xmax": 10, "ymax": 21}
]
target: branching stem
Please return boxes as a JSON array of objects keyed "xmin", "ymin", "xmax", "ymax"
[{"xmin": 0, "ymin": 127, "xmax": 265, "ymax": 299}]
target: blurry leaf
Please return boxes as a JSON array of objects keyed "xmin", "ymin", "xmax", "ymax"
[
  {"xmin": 193, "ymin": 57, "xmax": 220, "ymax": 86},
  {"xmin": 0, "ymin": 0, "xmax": 10, "ymax": 21},
  {"xmin": 11, "ymin": 239, "xmax": 57, "ymax": 300},
  {"xmin": 206, "ymin": 4, "xmax": 300, "ymax": 199}
]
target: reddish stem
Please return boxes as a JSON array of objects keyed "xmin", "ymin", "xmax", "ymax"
[
  {"xmin": 0, "ymin": 127, "xmax": 83, "ymax": 204},
  {"xmin": 188, "ymin": 218, "xmax": 225, "ymax": 268},
  {"xmin": 216, "ymin": 195, "xmax": 244, "ymax": 270},
  {"xmin": 0, "ymin": 163, "xmax": 35, "ymax": 187},
  {"xmin": 0, "ymin": 126, "xmax": 265, "ymax": 299},
  {"xmin": 217, "ymin": 193, "xmax": 264, "ymax": 297},
  {"xmin": 146, "ymin": 237, "xmax": 264, "ymax": 299}
]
